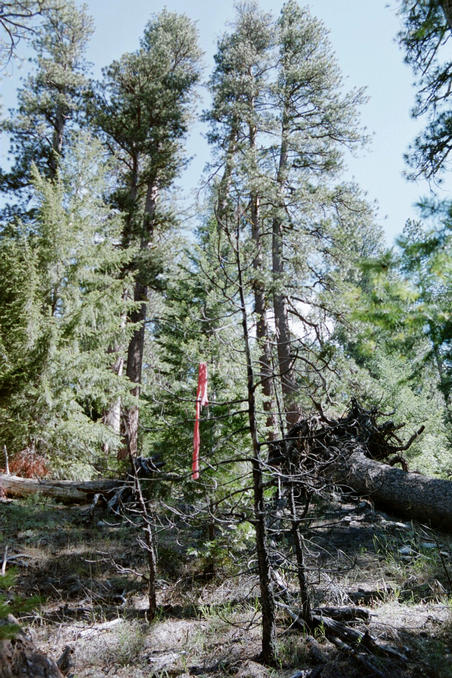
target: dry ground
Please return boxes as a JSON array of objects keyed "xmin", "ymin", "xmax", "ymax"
[{"xmin": 0, "ymin": 493, "xmax": 451, "ymax": 677}]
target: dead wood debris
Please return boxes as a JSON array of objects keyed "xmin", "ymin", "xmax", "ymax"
[{"xmin": 269, "ymin": 398, "xmax": 424, "ymax": 474}]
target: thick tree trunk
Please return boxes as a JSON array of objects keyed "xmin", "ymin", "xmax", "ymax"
[
  {"xmin": 124, "ymin": 181, "xmax": 158, "ymax": 458},
  {"xmin": 0, "ymin": 474, "xmax": 121, "ymax": 503},
  {"xmin": 102, "ymin": 326, "xmax": 126, "ymax": 457},
  {"xmin": 123, "ymin": 280, "xmax": 147, "ymax": 459},
  {"xmin": 272, "ymin": 124, "xmax": 300, "ymax": 428},
  {"xmin": 329, "ymin": 450, "xmax": 452, "ymax": 530}
]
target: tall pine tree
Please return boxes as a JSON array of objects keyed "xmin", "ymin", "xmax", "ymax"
[
  {"xmin": 90, "ymin": 10, "xmax": 201, "ymax": 457},
  {"xmin": 0, "ymin": 0, "xmax": 93, "ymax": 217}
]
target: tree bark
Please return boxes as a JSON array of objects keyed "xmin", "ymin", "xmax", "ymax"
[
  {"xmin": 0, "ymin": 474, "xmax": 121, "ymax": 504},
  {"xmin": 272, "ymin": 120, "xmax": 300, "ymax": 428},
  {"xmin": 123, "ymin": 279, "xmax": 147, "ymax": 459},
  {"xmin": 235, "ymin": 231, "xmax": 277, "ymax": 666},
  {"xmin": 248, "ymin": 116, "xmax": 277, "ymax": 441},
  {"xmin": 329, "ymin": 450, "xmax": 452, "ymax": 530},
  {"xmin": 123, "ymin": 181, "xmax": 159, "ymax": 458}
]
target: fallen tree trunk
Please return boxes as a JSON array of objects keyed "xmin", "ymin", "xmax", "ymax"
[
  {"xmin": 329, "ymin": 449, "xmax": 452, "ymax": 531},
  {"xmin": 270, "ymin": 400, "xmax": 452, "ymax": 532},
  {"xmin": 0, "ymin": 474, "xmax": 122, "ymax": 504}
]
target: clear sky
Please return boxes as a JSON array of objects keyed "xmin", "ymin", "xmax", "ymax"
[{"xmin": 1, "ymin": 0, "xmax": 449, "ymax": 244}]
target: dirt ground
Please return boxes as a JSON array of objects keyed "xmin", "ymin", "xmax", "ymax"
[{"xmin": 0, "ymin": 492, "xmax": 451, "ymax": 677}]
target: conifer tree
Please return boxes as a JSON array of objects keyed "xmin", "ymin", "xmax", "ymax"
[
  {"xmin": 0, "ymin": 134, "xmax": 133, "ymax": 472},
  {"xmin": 266, "ymin": 1, "xmax": 368, "ymax": 423},
  {"xmin": 397, "ymin": 0, "xmax": 452, "ymax": 179},
  {"xmin": 206, "ymin": 0, "xmax": 374, "ymax": 427},
  {"xmin": 0, "ymin": 0, "xmax": 57, "ymax": 63},
  {"xmin": 90, "ymin": 10, "xmax": 201, "ymax": 457},
  {"xmin": 203, "ymin": 4, "xmax": 383, "ymax": 662},
  {"xmin": 207, "ymin": 2, "xmax": 277, "ymax": 439},
  {"xmin": 0, "ymin": 0, "xmax": 93, "ymax": 214}
]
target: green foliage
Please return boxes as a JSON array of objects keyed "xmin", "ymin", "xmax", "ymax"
[
  {"xmin": 337, "ymin": 202, "xmax": 451, "ymax": 474},
  {"xmin": 0, "ymin": 133, "xmax": 135, "ymax": 471},
  {"xmin": 396, "ymin": 0, "xmax": 452, "ymax": 179},
  {"xmin": 90, "ymin": 9, "xmax": 201, "ymax": 244},
  {"xmin": 0, "ymin": 569, "xmax": 40, "ymax": 639},
  {"xmin": 144, "ymin": 220, "xmax": 249, "ymax": 478},
  {"xmin": 0, "ymin": 0, "xmax": 93, "ymax": 213},
  {"xmin": 397, "ymin": 208, "xmax": 451, "ymax": 404},
  {"xmin": 204, "ymin": 0, "xmax": 381, "ymax": 424}
]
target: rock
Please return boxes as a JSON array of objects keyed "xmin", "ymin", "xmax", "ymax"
[
  {"xmin": 236, "ymin": 660, "xmax": 271, "ymax": 678},
  {"xmin": 0, "ymin": 615, "xmax": 63, "ymax": 678},
  {"xmin": 398, "ymin": 545, "xmax": 413, "ymax": 555}
]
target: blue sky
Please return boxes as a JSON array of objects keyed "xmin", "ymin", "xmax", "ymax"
[{"xmin": 1, "ymin": 0, "xmax": 449, "ymax": 244}]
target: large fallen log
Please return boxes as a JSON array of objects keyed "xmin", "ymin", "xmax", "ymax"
[
  {"xmin": 270, "ymin": 399, "xmax": 452, "ymax": 531},
  {"xmin": 0, "ymin": 474, "xmax": 122, "ymax": 503},
  {"xmin": 329, "ymin": 449, "xmax": 452, "ymax": 531}
]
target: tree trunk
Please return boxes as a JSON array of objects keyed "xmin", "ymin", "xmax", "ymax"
[
  {"xmin": 123, "ymin": 181, "xmax": 159, "ymax": 458},
  {"xmin": 289, "ymin": 484, "xmax": 313, "ymax": 627},
  {"xmin": 272, "ymin": 122, "xmax": 300, "ymax": 428},
  {"xmin": 102, "ymin": 331, "xmax": 125, "ymax": 457},
  {"xmin": 0, "ymin": 474, "xmax": 121, "ymax": 504},
  {"xmin": 329, "ymin": 450, "xmax": 452, "ymax": 530},
  {"xmin": 236, "ymin": 232, "xmax": 277, "ymax": 666},
  {"xmin": 123, "ymin": 280, "xmax": 147, "ymax": 459},
  {"xmin": 249, "ymin": 118, "xmax": 276, "ymax": 440},
  {"xmin": 49, "ymin": 105, "xmax": 65, "ymax": 176}
]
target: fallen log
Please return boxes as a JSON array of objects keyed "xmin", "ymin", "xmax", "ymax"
[
  {"xmin": 0, "ymin": 474, "xmax": 122, "ymax": 504},
  {"xmin": 270, "ymin": 400, "xmax": 452, "ymax": 531},
  {"xmin": 329, "ymin": 449, "xmax": 452, "ymax": 531}
]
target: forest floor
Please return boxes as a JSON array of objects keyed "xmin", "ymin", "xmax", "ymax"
[{"xmin": 1, "ymin": 492, "xmax": 451, "ymax": 678}]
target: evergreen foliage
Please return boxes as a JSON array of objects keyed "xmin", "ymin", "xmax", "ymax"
[
  {"xmin": 0, "ymin": 0, "xmax": 57, "ymax": 64},
  {"xmin": 337, "ymin": 203, "xmax": 451, "ymax": 474},
  {"xmin": 0, "ymin": 134, "xmax": 134, "ymax": 473},
  {"xmin": 146, "ymin": 218, "xmax": 249, "ymax": 477},
  {"xmin": 0, "ymin": 0, "xmax": 93, "ymax": 215},
  {"xmin": 89, "ymin": 9, "xmax": 202, "ymax": 456},
  {"xmin": 397, "ymin": 0, "xmax": 452, "ymax": 179},
  {"xmin": 205, "ymin": 0, "xmax": 381, "ymax": 426},
  {"xmin": 0, "ymin": 3, "xmax": 449, "ymax": 663}
]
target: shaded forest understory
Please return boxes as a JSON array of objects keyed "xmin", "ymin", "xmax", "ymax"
[{"xmin": 0, "ymin": 490, "xmax": 451, "ymax": 678}]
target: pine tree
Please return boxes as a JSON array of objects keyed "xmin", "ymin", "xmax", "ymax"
[
  {"xmin": 90, "ymin": 10, "xmax": 201, "ymax": 457},
  {"xmin": 206, "ymin": 0, "xmax": 375, "ymax": 426},
  {"xmin": 336, "ymin": 206, "xmax": 451, "ymax": 475},
  {"xmin": 396, "ymin": 207, "xmax": 451, "ymax": 410},
  {"xmin": 0, "ymin": 0, "xmax": 93, "ymax": 214},
  {"xmin": 203, "ymin": 4, "xmax": 384, "ymax": 661},
  {"xmin": 206, "ymin": 1, "xmax": 277, "ymax": 438},
  {"xmin": 397, "ymin": 0, "xmax": 452, "ymax": 179},
  {"xmin": 0, "ymin": 0, "xmax": 57, "ymax": 63},
  {"xmin": 268, "ymin": 0, "xmax": 368, "ymax": 424}
]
